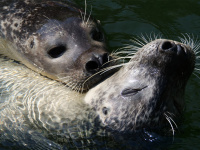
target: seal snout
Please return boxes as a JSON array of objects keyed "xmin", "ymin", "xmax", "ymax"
[
  {"xmin": 85, "ymin": 53, "xmax": 109, "ymax": 73},
  {"xmin": 160, "ymin": 41, "xmax": 186, "ymax": 56}
]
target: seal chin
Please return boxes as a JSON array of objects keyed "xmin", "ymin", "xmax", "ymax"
[{"xmin": 85, "ymin": 39, "xmax": 195, "ymax": 133}]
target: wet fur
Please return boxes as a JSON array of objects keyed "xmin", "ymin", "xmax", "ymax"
[
  {"xmin": 0, "ymin": 0, "xmax": 111, "ymax": 92},
  {"xmin": 85, "ymin": 35, "xmax": 198, "ymax": 134},
  {"xmin": 0, "ymin": 32, "xmax": 198, "ymax": 149}
]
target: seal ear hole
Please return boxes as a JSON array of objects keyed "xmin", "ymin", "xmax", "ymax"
[
  {"xmin": 48, "ymin": 45, "xmax": 67, "ymax": 58},
  {"xmin": 30, "ymin": 40, "xmax": 34, "ymax": 49},
  {"xmin": 102, "ymin": 107, "xmax": 109, "ymax": 115}
]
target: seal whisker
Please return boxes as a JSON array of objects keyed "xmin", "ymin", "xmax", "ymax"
[
  {"xmin": 130, "ymin": 38, "xmax": 146, "ymax": 47},
  {"xmin": 99, "ymin": 63, "xmax": 129, "ymax": 75},
  {"xmin": 193, "ymin": 72, "xmax": 200, "ymax": 80},
  {"xmin": 112, "ymin": 50, "xmax": 137, "ymax": 56},
  {"xmin": 76, "ymin": 84, "xmax": 82, "ymax": 93},
  {"xmin": 73, "ymin": 83, "xmax": 79, "ymax": 92},
  {"xmin": 82, "ymin": 62, "xmax": 128, "ymax": 89},
  {"xmin": 113, "ymin": 46, "xmax": 140, "ymax": 55},
  {"xmin": 140, "ymin": 33, "xmax": 149, "ymax": 44},
  {"xmin": 164, "ymin": 113, "xmax": 178, "ymax": 138},
  {"xmin": 86, "ymin": 5, "xmax": 92, "ymax": 26},
  {"xmin": 165, "ymin": 116, "xmax": 175, "ymax": 140},
  {"xmin": 180, "ymin": 33, "xmax": 191, "ymax": 46},
  {"xmin": 80, "ymin": 9, "xmax": 84, "ymax": 23},
  {"xmin": 101, "ymin": 56, "xmax": 128, "ymax": 68},
  {"xmin": 74, "ymin": 83, "xmax": 82, "ymax": 92},
  {"xmin": 195, "ymin": 68, "xmax": 200, "ymax": 70},
  {"xmin": 179, "ymin": 33, "xmax": 200, "ymax": 50},
  {"xmin": 79, "ymin": 84, "xmax": 84, "ymax": 94},
  {"xmin": 142, "ymin": 32, "xmax": 152, "ymax": 43},
  {"xmin": 196, "ymin": 56, "xmax": 200, "ymax": 60},
  {"xmin": 165, "ymin": 112, "xmax": 178, "ymax": 128},
  {"xmin": 84, "ymin": 0, "xmax": 87, "ymax": 25},
  {"xmin": 56, "ymin": 75, "xmax": 70, "ymax": 80},
  {"xmin": 121, "ymin": 33, "xmax": 163, "ymax": 57},
  {"xmin": 149, "ymin": 32, "xmax": 154, "ymax": 42}
]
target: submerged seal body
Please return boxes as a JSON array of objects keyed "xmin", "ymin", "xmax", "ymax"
[
  {"xmin": 85, "ymin": 39, "xmax": 195, "ymax": 132},
  {"xmin": 0, "ymin": 38, "xmax": 195, "ymax": 149},
  {"xmin": 0, "ymin": 57, "xmax": 96, "ymax": 149},
  {"xmin": 0, "ymin": 0, "xmax": 113, "ymax": 91}
]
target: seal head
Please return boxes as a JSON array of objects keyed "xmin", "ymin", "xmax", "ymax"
[
  {"xmin": 85, "ymin": 39, "xmax": 195, "ymax": 132},
  {"xmin": 0, "ymin": 1, "xmax": 114, "ymax": 91}
]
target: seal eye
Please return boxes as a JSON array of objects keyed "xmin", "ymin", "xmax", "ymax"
[
  {"xmin": 121, "ymin": 88, "xmax": 141, "ymax": 97},
  {"xmin": 121, "ymin": 86, "xmax": 147, "ymax": 97},
  {"xmin": 91, "ymin": 28, "xmax": 104, "ymax": 42},
  {"xmin": 48, "ymin": 45, "xmax": 67, "ymax": 58}
]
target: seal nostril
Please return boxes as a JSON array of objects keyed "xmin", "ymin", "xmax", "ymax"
[
  {"xmin": 177, "ymin": 45, "xmax": 186, "ymax": 55},
  {"xmin": 102, "ymin": 107, "xmax": 109, "ymax": 115},
  {"xmin": 161, "ymin": 41, "xmax": 174, "ymax": 50},
  {"xmin": 86, "ymin": 61, "xmax": 99, "ymax": 72},
  {"xmin": 102, "ymin": 53, "xmax": 109, "ymax": 64},
  {"xmin": 86, "ymin": 53, "xmax": 109, "ymax": 72}
]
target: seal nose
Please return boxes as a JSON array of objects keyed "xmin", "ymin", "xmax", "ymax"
[
  {"xmin": 161, "ymin": 41, "xmax": 186, "ymax": 56},
  {"xmin": 85, "ymin": 53, "xmax": 109, "ymax": 73}
]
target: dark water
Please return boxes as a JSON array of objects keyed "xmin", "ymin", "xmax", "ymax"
[{"xmin": 74, "ymin": 0, "xmax": 200, "ymax": 149}]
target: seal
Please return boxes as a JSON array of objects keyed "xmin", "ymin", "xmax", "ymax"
[
  {"xmin": 0, "ymin": 38, "xmax": 196, "ymax": 149},
  {"xmin": 0, "ymin": 0, "xmax": 114, "ymax": 91},
  {"xmin": 0, "ymin": 57, "xmax": 95, "ymax": 149},
  {"xmin": 85, "ymin": 39, "xmax": 195, "ymax": 133}
]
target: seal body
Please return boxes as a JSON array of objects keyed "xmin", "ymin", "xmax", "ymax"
[
  {"xmin": 0, "ymin": 39, "xmax": 195, "ymax": 149},
  {"xmin": 85, "ymin": 39, "xmax": 195, "ymax": 132},
  {"xmin": 0, "ymin": 57, "xmax": 100, "ymax": 149},
  {"xmin": 0, "ymin": 0, "xmax": 114, "ymax": 91}
]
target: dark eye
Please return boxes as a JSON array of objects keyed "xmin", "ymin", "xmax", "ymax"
[
  {"xmin": 47, "ymin": 45, "xmax": 66, "ymax": 58},
  {"xmin": 91, "ymin": 28, "xmax": 104, "ymax": 42},
  {"xmin": 121, "ymin": 86, "xmax": 147, "ymax": 97},
  {"xmin": 121, "ymin": 89, "xmax": 141, "ymax": 97}
]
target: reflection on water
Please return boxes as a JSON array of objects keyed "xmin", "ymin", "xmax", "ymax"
[{"xmin": 75, "ymin": 0, "xmax": 200, "ymax": 149}]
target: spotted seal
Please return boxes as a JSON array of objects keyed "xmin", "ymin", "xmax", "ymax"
[
  {"xmin": 85, "ymin": 39, "xmax": 195, "ymax": 132},
  {"xmin": 0, "ymin": 38, "xmax": 196, "ymax": 149},
  {"xmin": 0, "ymin": 0, "xmax": 114, "ymax": 91}
]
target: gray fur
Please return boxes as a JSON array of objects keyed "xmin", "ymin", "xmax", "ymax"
[
  {"xmin": 0, "ymin": 0, "xmax": 113, "ymax": 91},
  {"xmin": 85, "ymin": 39, "xmax": 195, "ymax": 132}
]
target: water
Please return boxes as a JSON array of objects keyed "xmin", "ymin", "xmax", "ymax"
[{"xmin": 74, "ymin": 0, "xmax": 200, "ymax": 149}]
